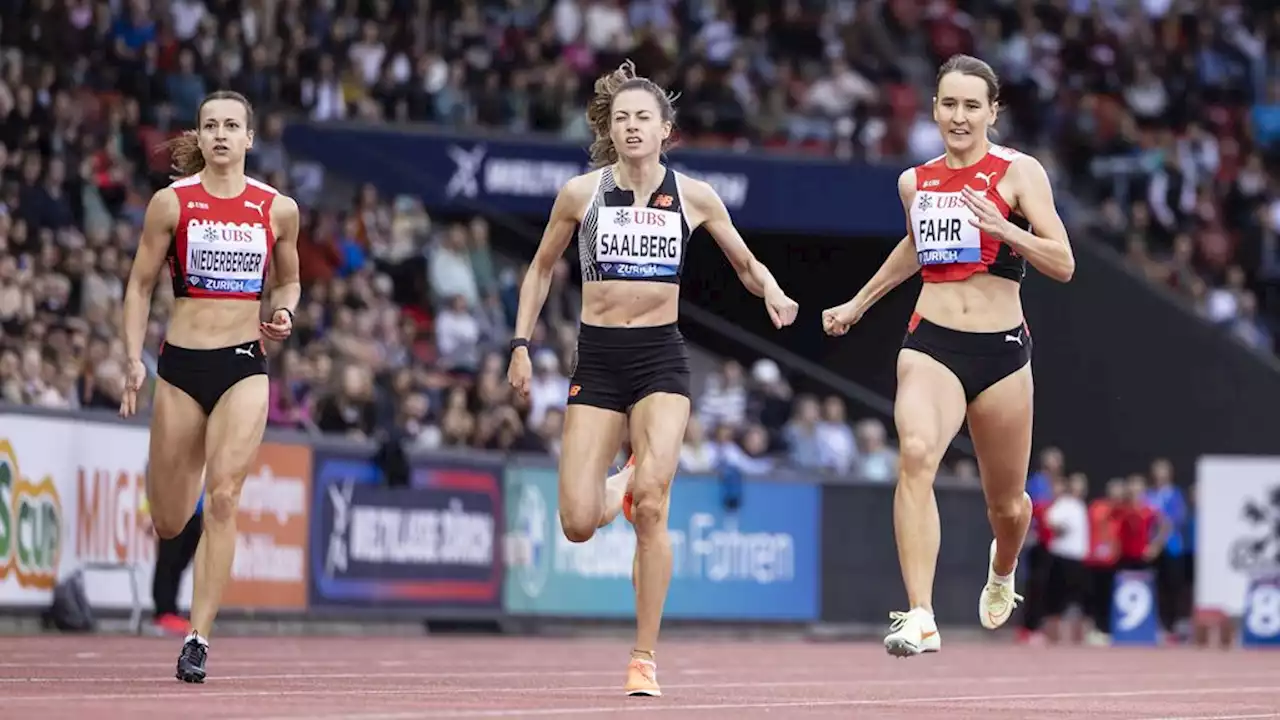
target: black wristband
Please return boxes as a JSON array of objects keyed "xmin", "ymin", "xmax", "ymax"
[
  {"xmin": 509, "ymin": 338, "xmax": 529, "ymax": 354},
  {"xmin": 274, "ymin": 307, "xmax": 295, "ymax": 322}
]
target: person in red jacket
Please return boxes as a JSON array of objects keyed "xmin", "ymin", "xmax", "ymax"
[
  {"xmin": 1084, "ymin": 478, "xmax": 1124, "ymax": 639},
  {"xmin": 1115, "ymin": 474, "xmax": 1170, "ymax": 571}
]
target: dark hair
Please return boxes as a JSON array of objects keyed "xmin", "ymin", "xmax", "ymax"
[
  {"xmin": 157, "ymin": 90, "xmax": 255, "ymax": 178},
  {"xmin": 936, "ymin": 54, "xmax": 1000, "ymax": 105},
  {"xmin": 585, "ymin": 60, "xmax": 678, "ymax": 168}
]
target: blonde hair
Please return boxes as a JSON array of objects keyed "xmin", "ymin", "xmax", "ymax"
[
  {"xmin": 156, "ymin": 90, "xmax": 255, "ymax": 178},
  {"xmin": 585, "ymin": 60, "xmax": 677, "ymax": 168}
]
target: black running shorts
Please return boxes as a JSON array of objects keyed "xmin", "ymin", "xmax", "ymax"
[
  {"xmin": 567, "ymin": 322, "xmax": 691, "ymax": 414},
  {"xmin": 156, "ymin": 340, "xmax": 268, "ymax": 415},
  {"xmin": 901, "ymin": 314, "xmax": 1032, "ymax": 404}
]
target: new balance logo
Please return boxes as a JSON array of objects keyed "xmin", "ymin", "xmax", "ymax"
[
  {"xmin": 1004, "ymin": 331, "xmax": 1023, "ymax": 346},
  {"xmin": 235, "ymin": 345, "xmax": 255, "ymax": 358},
  {"xmin": 244, "ymin": 199, "xmax": 264, "ymax": 217}
]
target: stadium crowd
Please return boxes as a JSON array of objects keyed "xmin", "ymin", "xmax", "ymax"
[
  {"xmin": 0, "ymin": 0, "xmax": 1221, "ymax": 646},
  {"xmin": 0, "ymin": 0, "xmax": 908, "ymax": 478},
  {"xmin": 1, "ymin": 0, "xmax": 1270, "ymax": 487}
]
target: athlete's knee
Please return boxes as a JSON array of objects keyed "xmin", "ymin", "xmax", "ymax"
[
  {"xmin": 152, "ymin": 513, "xmax": 189, "ymax": 541},
  {"xmin": 629, "ymin": 456, "xmax": 672, "ymax": 534},
  {"xmin": 897, "ymin": 433, "xmax": 943, "ymax": 480},
  {"xmin": 202, "ymin": 479, "xmax": 242, "ymax": 526},
  {"xmin": 560, "ymin": 506, "xmax": 598, "ymax": 544},
  {"xmin": 987, "ymin": 492, "xmax": 1029, "ymax": 524}
]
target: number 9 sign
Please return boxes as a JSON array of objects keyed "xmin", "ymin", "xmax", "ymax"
[
  {"xmin": 1242, "ymin": 576, "xmax": 1280, "ymax": 647},
  {"xmin": 1111, "ymin": 569, "xmax": 1158, "ymax": 646}
]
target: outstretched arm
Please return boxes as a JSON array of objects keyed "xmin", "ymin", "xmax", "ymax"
[
  {"xmin": 511, "ymin": 176, "xmax": 590, "ymax": 341},
  {"xmin": 829, "ymin": 170, "xmax": 921, "ymax": 328},
  {"xmin": 691, "ymin": 179, "xmax": 780, "ymax": 298},
  {"xmin": 688, "ymin": 179, "xmax": 797, "ymax": 328},
  {"xmin": 262, "ymin": 195, "xmax": 302, "ymax": 341},
  {"xmin": 122, "ymin": 188, "xmax": 179, "ymax": 363}
]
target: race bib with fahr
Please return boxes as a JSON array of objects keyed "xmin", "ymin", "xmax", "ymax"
[
  {"xmin": 595, "ymin": 206, "xmax": 682, "ymax": 279},
  {"xmin": 185, "ymin": 220, "xmax": 269, "ymax": 294},
  {"xmin": 910, "ymin": 191, "xmax": 982, "ymax": 266}
]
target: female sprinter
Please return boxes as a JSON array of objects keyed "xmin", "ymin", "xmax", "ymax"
[
  {"xmin": 508, "ymin": 60, "xmax": 798, "ymax": 695},
  {"xmin": 119, "ymin": 90, "xmax": 301, "ymax": 682},
  {"xmin": 821, "ymin": 54, "xmax": 1074, "ymax": 657}
]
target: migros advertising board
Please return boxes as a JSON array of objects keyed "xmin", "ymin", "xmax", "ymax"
[{"xmin": 0, "ymin": 412, "xmax": 310, "ymax": 612}]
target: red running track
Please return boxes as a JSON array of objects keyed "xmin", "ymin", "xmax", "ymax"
[{"xmin": 1, "ymin": 635, "xmax": 1278, "ymax": 720}]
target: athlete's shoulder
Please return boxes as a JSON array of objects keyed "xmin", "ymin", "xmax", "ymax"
[
  {"xmin": 897, "ymin": 167, "xmax": 918, "ymax": 199},
  {"xmin": 147, "ymin": 185, "xmax": 181, "ymax": 216},
  {"xmin": 555, "ymin": 170, "xmax": 600, "ymax": 209},
  {"xmin": 988, "ymin": 144, "xmax": 1025, "ymax": 163},
  {"xmin": 269, "ymin": 192, "xmax": 299, "ymax": 218},
  {"xmin": 672, "ymin": 170, "xmax": 713, "ymax": 200},
  {"xmin": 567, "ymin": 169, "xmax": 602, "ymax": 191},
  {"xmin": 244, "ymin": 174, "xmax": 282, "ymax": 197},
  {"xmin": 167, "ymin": 174, "xmax": 203, "ymax": 192}
]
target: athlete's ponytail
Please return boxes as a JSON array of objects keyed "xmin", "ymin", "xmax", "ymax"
[
  {"xmin": 586, "ymin": 60, "xmax": 678, "ymax": 168},
  {"xmin": 154, "ymin": 90, "xmax": 256, "ymax": 179},
  {"xmin": 158, "ymin": 131, "xmax": 205, "ymax": 178}
]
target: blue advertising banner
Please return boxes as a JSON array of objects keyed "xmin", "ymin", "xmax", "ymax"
[
  {"xmin": 503, "ymin": 467, "xmax": 820, "ymax": 621},
  {"xmin": 308, "ymin": 452, "xmax": 504, "ymax": 611},
  {"xmin": 284, "ymin": 124, "xmax": 906, "ymax": 237}
]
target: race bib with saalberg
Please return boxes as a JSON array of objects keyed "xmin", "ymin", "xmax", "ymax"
[
  {"xmin": 910, "ymin": 191, "xmax": 982, "ymax": 266},
  {"xmin": 595, "ymin": 207, "xmax": 682, "ymax": 279},
  {"xmin": 185, "ymin": 220, "xmax": 269, "ymax": 294}
]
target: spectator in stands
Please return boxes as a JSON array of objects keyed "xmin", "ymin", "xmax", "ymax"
[
  {"xmin": 709, "ymin": 422, "xmax": 772, "ymax": 476},
  {"xmin": 697, "ymin": 360, "xmax": 748, "ymax": 430},
  {"xmin": 1085, "ymin": 479, "xmax": 1126, "ymax": 645},
  {"xmin": 526, "ymin": 348, "xmax": 570, "ymax": 430},
  {"xmin": 851, "ymin": 418, "xmax": 897, "ymax": 483},
  {"xmin": 679, "ymin": 416, "xmax": 717, "ymax": 474},
  {"xmin": 783, "ymin": 394, "xmax": 828, "ymax": 472},
  {"xmin": 817, "ymin": 395, "xmax": 858, "ymax": 475},
  {"xmin": 1044, "ymin": 473, "xmax": 1090, "ymax": 645},
  {"xmin": 1027, "ymin": 447, "xmax": 1064, "ymax": 505},
  {"xmin": 1146, "ymin": 457, "xmax": 1191, "ymax": 639},
  {"xmin": 747, "ymin": 358, "xmax": 792, "ymax": 446},
  {"xmin": 315, "ymin": 364, "xmax": 378, "ymax": 440},
  {"xmin": 1116, "ymin": 475, "xmax": 1171, "ymax": 576}
]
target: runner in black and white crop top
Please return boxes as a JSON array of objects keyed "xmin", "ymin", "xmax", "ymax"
[{"xmin": 576, "ymin": 166, "xmax": 692, "ymax": 284}]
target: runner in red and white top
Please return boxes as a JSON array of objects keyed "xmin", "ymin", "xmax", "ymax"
[
  {"xmin": 119, "ymin": 90, "xmax": 301, "ymax": 684},
  {"xmin": 822, "ymin": 54, "xmax": 1076, "ymax": 657}
]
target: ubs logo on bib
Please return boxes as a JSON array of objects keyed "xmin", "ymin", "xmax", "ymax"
[{"xmin": 612, "ymin": 208, "xmax": 669, "ymax": 228}]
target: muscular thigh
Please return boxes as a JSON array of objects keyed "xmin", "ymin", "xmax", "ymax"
[
  {"xmin": 628, "ymin": 392, "xmax": 690, "ymax": 490},
  {"xmin": 149, "ymin": 378, "xmax": 208, "ymax": 512},
  {"xmin": 965, "ymin": 364, "xmax": 1034, "ymax": 500},
  {"xmin": 895, "ymin": 349, "xmax": 968, "ymax": 471},
  {"xmin": 204, "ymin": 375, "xmax": 270, "ymax": 499},
  {"xmin": 559, "ymin": 404, "xmax": 628, "ymax": 510}
]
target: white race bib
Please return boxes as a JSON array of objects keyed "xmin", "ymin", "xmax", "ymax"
[
  {"xmin": 185, "ymin": 219, "xmax": 269, "ymax": 294},
  {"xmin": 910, "ymin": 191, "xmax": 982, "ymax": 266},
  {"xmin": 595, "ymin": 206, "xmax": 682, "ymax": 279}
]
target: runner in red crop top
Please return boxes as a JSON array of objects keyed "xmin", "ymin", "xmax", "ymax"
[
  {"xmin": 117, "ymin": 91, "xmax": 301, "ymax": 684},
  {"xmin": 821, "ymin": 55, "xmax": 1075, "ymax": 658}
]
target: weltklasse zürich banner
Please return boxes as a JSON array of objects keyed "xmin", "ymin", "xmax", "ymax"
[
  {"xmin": 308, "ymin": 451, "xmax": 504, "ymax": 611},
  {"xmin": 283, "ymin": 123, "xmax": 905, "ymax": 237}
]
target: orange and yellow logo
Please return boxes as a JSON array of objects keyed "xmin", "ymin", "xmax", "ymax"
[{"xmin": 0, "ymin": 439, "xmax": 62, "ymax": 591}]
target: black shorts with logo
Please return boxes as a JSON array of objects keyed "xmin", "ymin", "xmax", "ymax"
[
  {"xmin": 157, "ymin": 340, "xmax": 268, "ymax": 415},
  {"xmin": 901, "ymin": 314, "xmax": 1032, "ymax": 404},
  {"xmin": 567, "ymin": 322, "xmax": 691, "ymax": 414}
]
